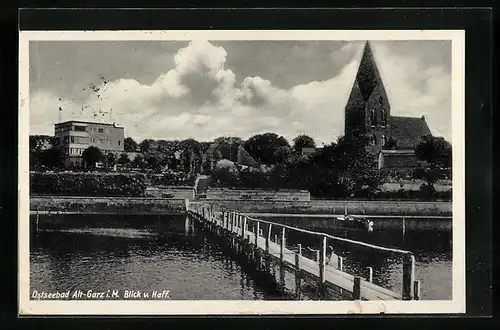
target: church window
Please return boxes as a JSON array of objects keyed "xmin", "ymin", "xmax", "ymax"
[
  {"xmin": 381, "ymin": 108, "xmax": 387, "ymax": 126},
  {"xmin": 370, "ymin": 109, "xmax": 376, "ymax": 126},
  {"xmin": 381, "ymin": 134, "xmax": 386, "ymax": 147}
]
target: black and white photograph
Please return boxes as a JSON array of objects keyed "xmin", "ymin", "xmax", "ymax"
[{"xmin": 19, "ymin": 30, "xmax": 465, "ymax": 315}]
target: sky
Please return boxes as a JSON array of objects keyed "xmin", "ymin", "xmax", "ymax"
[{"xmin": 29, "ymin": 39, "xmax": 452, "ymax": 145}]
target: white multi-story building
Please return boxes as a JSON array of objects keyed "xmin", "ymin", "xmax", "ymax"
[{"xmin": 54, "ymin": 120, "xmax": 125, "ymax": 168}]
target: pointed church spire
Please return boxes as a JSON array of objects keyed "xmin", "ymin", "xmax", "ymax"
[{"xmin": 355, "ymin": 41, "xmax": 383, "ymax": 101}]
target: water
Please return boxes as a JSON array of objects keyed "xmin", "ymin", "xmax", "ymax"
[
  {"xmin": 30, "ymin": 213, "xmax": 452, "ymax": 300},
  {"xmin": 259, "ymin": 215, "xmax": 452, "ymax": 300},
  {"xmin": 30, "ymin": 214, "xmax": 283, "ymax": 300}
]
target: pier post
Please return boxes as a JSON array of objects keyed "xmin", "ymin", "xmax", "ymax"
[
  {"xmin": 254, "ymin": 221, "xmax": 260, "ymax": 269},
  {"xmin": 338, "ymin": 256, "xmax": 344, "ymax": 296},
  {"xmin": 402, "ymin": 253, "xmax": 415, "ymax": 300},
  {"xmin": 295, "ymin": 252, "xmax": 301, "ymax": 300},
  {"xmin": 337, "ymin": 256, "xmax": 343, "ymax": 271},
  {"xmin": 279, "ymin": 227, "xmax": 286, "ymax": 292},
  {"xmin": 265, "ymin": 223, "xmax": 272, "ymax": 271},
  {"xmin": 366, "ymin": 267, "xmax": 373, "ymax": 283},
  {"xmin": 413, "ymin": 280, "xmax": 421, "ymax": 300},
  {"xmin": 402, "ymin": 217, "xmax": 406, "ymax": 235},
  {"xmin": 319, "ymin": 236, "xmax": 327, "ymax": 299},
  {"xmin": 246, "ymin": 234, "xmax": 252, "ymax": 262},
  {"xmin": 353, "ymin": 276, "xmax": 361, "ymax": 300},
  {"xmin": 242, "ymin": 216, "xmax": 247, "ymax": 238},
  {"xmin": 36, "ymin": 211, "xmax": 39, "ymax": 233},
  {"xmin": 255, "ymin": 221, "xmax": 260, "ymax": 247},
  {"xmin": 230, "ymin": 212, "xmax": 234, "ymax": 233}
]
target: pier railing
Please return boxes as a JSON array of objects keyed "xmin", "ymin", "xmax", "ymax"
[{"xmin": 187, "ymin": 201, "xmax": 420, "ymax": 301}]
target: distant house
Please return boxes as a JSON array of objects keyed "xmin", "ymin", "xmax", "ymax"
[
  {"xmin": 202, "ymin": 143, "xmax": 222, "ymax": 172},
  {"xmin": 236, "ymin": 144, "xmax": 258, "ymax": 167},
  {"xmin": 301, "ymin": 147, "xmax": 316, "ymax": 157},
  {"xmin": 54, "ymin": 120, "xmax": 125, "ymax": 168},
  {"xmin": 344, "ymin": 41, "xmax": 433, "ymax": 170},
  {"xmin": 377, "ymin": 149, "xmax": 421, "ymax": 169}
]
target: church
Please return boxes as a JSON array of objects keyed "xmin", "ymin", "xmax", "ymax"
[{"xmin": 344, "ymin": 41, "xmax": 432, "ymax": 170}]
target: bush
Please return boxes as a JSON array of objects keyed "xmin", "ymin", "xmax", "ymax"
[
  {"xmin": 148, "ymin": 172, "xmax": 196, "ymax": 186},
  {"xmin": 30, "ymin": 172, "xmax": 147, "ymax": 197}
]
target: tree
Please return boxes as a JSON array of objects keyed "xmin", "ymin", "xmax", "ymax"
[
  {"xmin": 30, "ymin": 135, "xmax": 55, "ymax": 152},
  {"xmin": 244, "ymin": 132, "xmax": 291, "ymax": 164},
  {"xmin": 124, "ymin": 137, "xmax": 138, "ymax": 152},
  {"xmin": 105, "ymin": 153, "xmax": 117, "ymax": 168},
  {"xmin": 145, "ymin": 150, "xmax": 166, "ymax": 172},
  {"xmin": 273, "ymin": 145, "xmax": 292, "ymax": 164},
  {"xmin": 30, "ymin": 135, "xmax": 60, "ymax": 170},
  {"xmin": 292, "ymin": 134, "xmax": 316, "ymax": 154},
  {"xmin": 38, "ymin": 146, "xmax": 63, "ymax": 169},
  {"xmin": 139, "ymin": 139, "xmax": 151, "ymax": 153},
  {"xmin": 214, "ymin": 136, "xmax": 244, "ymax": 161},
  {"xmin": 118, "ymin": 153, "xmax": 130, "ymax": 165},
  {"xmin": 211, "ymin": 165, "xmax": 240, "ymax": 187},
  {"xmin": 326, "ymin": 135, "xmax": 380, "ymax": 197},
  {"xmin": 133, "ymin": 154, "xmax": 146, "ymax": 169},
  {"xmin": 82, "ymin": 146, "xmax": 102, "ymax": 169},
  {"xmin": 415, "ymin": 135, "xmax": 452, "ymax": 168},
  {"xmin": 415, "ymin": 135, "xmax": 452, "ymax": 188}
]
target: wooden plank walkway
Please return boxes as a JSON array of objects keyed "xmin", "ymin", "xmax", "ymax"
[{"xmin": 188, "ymin": 202, "xmax": 421, "ymax": 301}]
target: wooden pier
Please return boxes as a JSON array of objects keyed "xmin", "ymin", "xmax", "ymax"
[{"xmin": 187, "ymin": 201, "xmax": 421, "ymax": 301}]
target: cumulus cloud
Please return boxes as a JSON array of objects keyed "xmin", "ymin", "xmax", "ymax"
[{"xmin": 29, "ymin": 40, "xmax": 451, "ymax": 144}]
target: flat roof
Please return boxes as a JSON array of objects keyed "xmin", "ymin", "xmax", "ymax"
[{"xmin": 55, "ymin": 120, "xmax": 124, "ymax": 128}]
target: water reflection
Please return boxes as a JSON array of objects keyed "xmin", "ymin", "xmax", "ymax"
[
  {"xmin": 30, "ymin": 214, "xmax": 282, "ymax": 300},
  {"xmin": 259, "ymin": 215, "xmax": 452, "ymax": 300}
]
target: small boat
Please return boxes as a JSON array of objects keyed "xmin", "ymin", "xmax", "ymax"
[{"xmin": 336, "ymin": 204, "xmax": 374, "ymax": 232}]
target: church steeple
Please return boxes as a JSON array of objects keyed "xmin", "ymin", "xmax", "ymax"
[
  {"xmin": 355, "ymin": 41, "xmax": 383, "ymax": 101},
  {"xmin": 344, "ymin": 41, "xmax": 391, "ymax": 138}
]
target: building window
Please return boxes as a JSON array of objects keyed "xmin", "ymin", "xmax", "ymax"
[
  {"xmin": 71, "ymin": 136, "xmax": 75, "ymax": 143},
  {"xmin": 381, "ymin": 108, "xmax": 387, "ymax": 126},
  {"xmin": 98, "ymin": 128, "xmax": 104, "ymax": 133},
  {"xmin": 381, "ymin": 134, "xmax": 386, "ymax": 147},
  {"xmin": 74, "ymin": 125, "xmax": 86, "ymax": 132},
  {"xmin": 118, "ymin": 140, "xmax": 121, "ymax": 146},
  {"xmin": 370, "ymin": 135, "xmax": 376, "ymax": 146},
  {"xmin": 63, "ymin": 136, "xmax": 69, "ymax": 143},
  {"xmin": 370, "ymin": 109, "xmax": 376, "ymax": 126}
]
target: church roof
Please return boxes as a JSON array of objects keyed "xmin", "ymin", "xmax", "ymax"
[
  {"xmin": 204, "ymin": 142, "xmax": 219, "ymax": 155},
  {"xmin": 387, "ymin": 116, "xmax": 432, "ymax": 149}
]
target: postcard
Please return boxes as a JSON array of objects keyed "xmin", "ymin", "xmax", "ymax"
[{"xmin": 19, "ymin": 29, "xmax": 465, "ymax": 315}]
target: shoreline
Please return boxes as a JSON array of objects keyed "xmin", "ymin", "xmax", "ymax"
[{"xmin": 29, "ymin": 195, "xmax": 452, "ymax": 217}]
